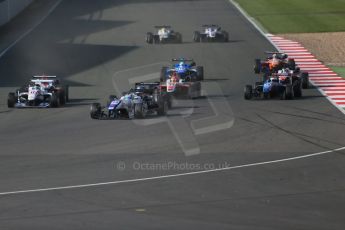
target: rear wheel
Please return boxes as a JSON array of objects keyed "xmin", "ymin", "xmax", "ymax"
[
  {"xmin": 244, "ymin": 85, "xmax": 253, "ymax": 100},
  {"xmin": 90, "ymin": 103, "xmax": 101, "ymax": 119},
  {"xmin": 301, "ymin": 72, "xmax": 309, "ymax": 89},
  {"xmin": 7, "ymin": 92, "xmax": 16, "ymax": 108},
  {"xmin": 283, "ymin": 84, "xmax": 294, "ymax": 100},
  {"xmin": 175, "ymin": 32, "xmax": 182, "ymax": 43},
  {"xmin": 193, "ymin": 31, "xmax": 201, "ymax": 42},
  {"xmin": 134, "ymin": 103, "xmax": 146, "ymax": 118},
  {"xmin": 146, "ymin": 32, "xmax": 153, "ymax": 44},
  {"xmin": 288, "ymin": 59, "xmax": 296, "ymax": 70},
  {"xmin": 50, "ymin": 93, "xmax": 59, "ymax": 107},
  {"xmin": 196, "ymin": 66, "xmax": 204, "ymax": 81},
  {"xmin": 153, "ymin": 35, "xmax": 159, "ymax": 44},
  {"xmin": 157, "ymin": 98, "xmax": 168, "ymax": 116},
  {"xmin": 293, "ymin": 80, "xmax": 302, "ymax": 98},
  {"xmin": 59, "ymin": 90, "xmax": 66, "ymax": 105},
  {"xmin": 65, "ymin": 85, "xmax": 69, "ymax": 102}
]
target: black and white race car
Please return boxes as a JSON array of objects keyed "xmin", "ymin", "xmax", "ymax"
[
  {"xmin": 193, "ymin": 25, "xmax": 229, "ymax": 42},
  {"xmin": 90, "ymin": 82, "xmax": 170, "ymax": 119},
  {"xmin": 146, "ymin": 26, "xmax": 182, "ymax": 44},
  {"xmin": 7, "ymin": 76, "xmax": 69, "ymax": 108}
]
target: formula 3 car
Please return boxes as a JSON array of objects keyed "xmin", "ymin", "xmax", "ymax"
[
  {"xmin": 193, "ymin": 25, "xmax": 229, "ymax": 42},
  {"xmin": 254, "ymin": 51, "xmax": 296, "ymax": 75},
  {"xmin": 90, "ymin": 82, "xmax": 170, "ymax": 119},
  {"xmin": 160, "ymin": 58, "xmax": 204, "ymax": 82},
  {"xmin": 146, "ymin": 26, "xmax": 182, "ymax": 44},
  {"xmin": 244, "ymin": 69, "xmax": 304, "ymax": 100},
  {"xmin": 160, "ymin": 72, "xmax": 201, "ymax": 99},
  {"xmin": 7, "ymin": 76, "xmax": 69, "ymax": 108}
]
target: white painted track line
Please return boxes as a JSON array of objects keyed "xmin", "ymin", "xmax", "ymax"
[{"xmin": 0, "ymin": 146, "xmax": 345, "ymax": 196}]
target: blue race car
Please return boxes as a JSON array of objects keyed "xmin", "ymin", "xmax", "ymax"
[
  {"xmin": 244, "ymin": 70, "xmax": 302, "ymax": 100},
  {"xmin": 159, "ymin": 58, "xmax": 204, "ymax": 82}
]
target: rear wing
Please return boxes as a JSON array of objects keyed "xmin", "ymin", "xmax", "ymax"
[
  {"xmin": 265, "ymin": 51, "xmax": 284, "ymax": 55},
  {"xmin": 265, "ymin": 51, "xmax": 288, "ymax": 59},
  {"xmin": 134, "ymin": 82, "xmax": 160, "ymax": 93},
  {"xmin": 135, "ymin": 82, "xmax": 160, "ymax": 87},
  {"xmin": 31, "ymin": 76, "xmax": 58, "ymax": 84},
  {"xmin": 172, "ymin": 58, "xmax": 194, "ymax": 62},
  {"xmin": 202, "ymin": 24, "xmax": 219, "ymax": 27},
  {"xmin": 154, "ymin": 25, "xmax": 171, "ymax": 29}
]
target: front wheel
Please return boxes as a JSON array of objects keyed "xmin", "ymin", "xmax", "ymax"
[{"xmin": 282, "ymin": 85, "xmax": 294, "ymax": 100}]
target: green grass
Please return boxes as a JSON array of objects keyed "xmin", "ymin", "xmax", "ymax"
[
  {"xmin": 234, "ymin": 0, "xmax": 345, "ymax": 33},
  {"xmin": 330, "ymin": 66, "xmax": 345, "ymax": 78}
]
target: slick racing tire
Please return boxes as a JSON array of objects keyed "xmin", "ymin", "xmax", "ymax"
[
  {"xmin": 50, "ymin": 93, "xmax": 60, "ymax": 108},
  {"xmin": 146, "ymin": 32, "xmax": 153, "ymax": 44},
  {"xmin": 134, "ymin": 103, "xmax": 146, "ymax": 119},
  {"xmin": 196, "ymin": 66, "xmax": 204, "ymax": 81},
  {"xmin": 193, "ymin": 31, "xmax": 201, "ymax": 42},
  {"xmin": 7, "ymin": 92, "xmax": 16, "ymax": 108},
  {"xmin": 301, "ymin": 72, "xmax": 309, "ymax": 89},
  {"xmin": 282, "ymin": 84, "xmax": 294, "ymax": 100},
  {"xmin": 175, "ymin": 32, "xmax": 183, "ymax": 43},
  {"xmin": 244, "ymin": 85, "xmax": 253, "ymax": 100},
  {"xmin": 64, "ymin": 85, "xmax": 69, "ymax": 102},
  {"xmin": 288, "ymin": 59, "xmax": 296, "ymax": 70},
  {"xmin": 90, "ymin": 103, "xmax": 102, "ymax": 119},
  {"xmin": 157, "ymin": 98, "xmax": 168, "ymax": 116},
  {"xmin": 59, "ymin": 90, "xmax": 66, "ymax": 105},
  {"xmin": 293, "ymin": 80, "xmax": 302, "ymax": 98}
]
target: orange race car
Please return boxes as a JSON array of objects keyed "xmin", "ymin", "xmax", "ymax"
[{"xmin": 254, "ymin": 51, "xmax": 296, "ymax": 74}]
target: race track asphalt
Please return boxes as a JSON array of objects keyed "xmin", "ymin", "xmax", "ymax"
[{"xmin": 0, "ymin": 0, "xmax": 344, "ymax": 229}]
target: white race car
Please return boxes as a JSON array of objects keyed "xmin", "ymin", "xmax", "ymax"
[
  {"xmin": 193, "ymin": 25, "xmax": 229, "ymax": 42},
  {"xmin": 146, "ymin": 26, "xmax": 182, "ymax": 44},
  {"xmin": 7, "ymin": 76, "xmax": 69, "ymax": 108}
]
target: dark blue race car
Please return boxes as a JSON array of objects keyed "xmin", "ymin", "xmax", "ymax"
[
  {"xmin": 160, "ymin": 58, "xmax": 204, "ymax": 82},
  {"xmin": 244, "ymin": 71, "xmax": 303, "ymax": 100}
]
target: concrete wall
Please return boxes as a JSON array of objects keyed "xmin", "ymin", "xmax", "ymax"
[{"xmin": 0, "ymin": 0, "xmax": 33, "ymax": 26}]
